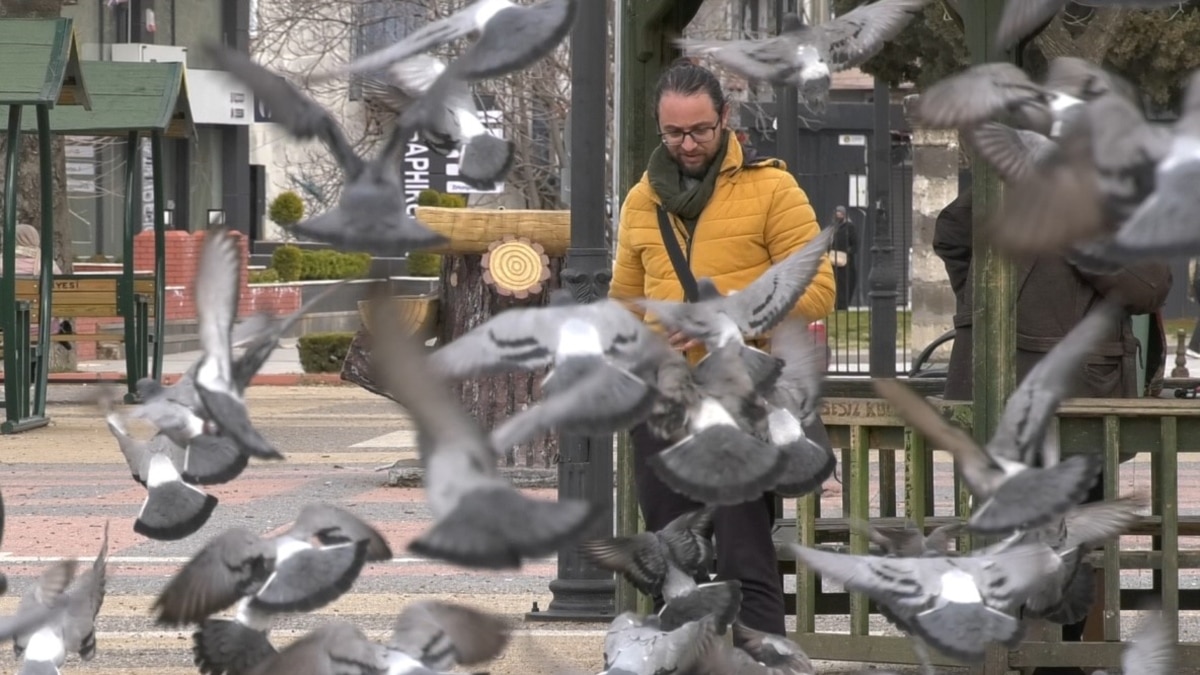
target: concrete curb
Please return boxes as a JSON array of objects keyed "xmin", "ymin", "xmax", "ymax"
[{"xmin": 1, "ymin": 371, "xmax": 350, "ymax": 387}]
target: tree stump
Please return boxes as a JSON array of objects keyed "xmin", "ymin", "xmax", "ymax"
[
  {"xmin": 481, "ymin": 236, "xmax": 551, "ymax": 299},
  {"xmin": 439, "ymin": 252, "xmax": 563, "ymax": 468}
]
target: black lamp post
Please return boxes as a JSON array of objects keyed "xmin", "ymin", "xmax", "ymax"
[
  {"xmin": 525, "ymin": 0, "xmax": 615, "ymax": 622},
  {"xmin": 867, "ymin": 78, "xmax": 897, "ymax": 379}
]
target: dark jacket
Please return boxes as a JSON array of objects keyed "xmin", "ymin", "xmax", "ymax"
[{"xmin": 932, "ymin": 192, "xmax": 1173, "ymax": 402}]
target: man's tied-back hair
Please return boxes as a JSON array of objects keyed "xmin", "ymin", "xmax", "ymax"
[{"xmin": 653, "ymin": 57, "xmax": 726, "ymax": 118}]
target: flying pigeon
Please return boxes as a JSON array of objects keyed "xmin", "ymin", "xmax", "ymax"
[
  {"xmin": 872, "ymin": 302, "xmax": 1120, "ymax": 534},
  {"xmin": 790, "ymin": 542, "xmax": 1062, "ymax": 664},
  {"xmin": 14, "ymin": 523, "xmax": 108, "ymax": 670},
  {"xmin": 107, "ymin": 400, "xmax": 245, "ymax": 490},
  {"xmin": 360, "ymin": 54, "xmax": 515, "ymax": 191},
  {"xmin": 328, "ymin": 0, "xmax": 579, "ymax": 84},
  {"xmin": 0, "ymin": 560, "xmax": 78, "ymax": 647},
  {"xmin": 579, "ymin": 506, "xmax": 716, "ymax": 599},
  {"xmin": 601, "ymin": 612, "xmax": 723, "ymax": 675},
  {"xmin": 369, "ymin": 303, "xmax": 602, "ymax": 570},
  {"xmin": 758, "ymin": 319, "xmax": 837, "ymax": 498},
  {"xmin": 239, "ymin": 620, "xmax": 386, "ymax": 675},
  {"xmin": 1104, "ymin": 70, "xmax": 1200, "ymax": 262},
  {"xmin": 153, "ymin": 504, "xmax": 392, "ymax": 625},
  {"xmin": 1009, "ymin": 496, "xmax": 1143, "ymax": 625},
  {"xmin": 650, "ymin": 344, "xmax": 788, "ymax": 507},
  {"xmin": 995, "ymin": 0, "xmax": 1184, "ymax": 52},
  {"xmin": 676, "ymin": 0, "xmax": 930, "ymax": 106},
  {"xmin": 190, "ymin": 228, "xmax": 283, "ymax": 463},
  {"xmin": 192, "ymin": 600, "xmax": 279, "ymax": 675},
  {"xmin": 874, "ymin": 375, "xmax": 1102, "ymax": 536},
  {"xmin": 204, "ymin": 45, "xmax": 448, "ymax": 256},
  {"xmin": 382, "ymin": 600, "xmax": 511, "ymax": 673},
  {"xmin": 636, "ymin": 222, "xmax": 839, "ymax": 391}
]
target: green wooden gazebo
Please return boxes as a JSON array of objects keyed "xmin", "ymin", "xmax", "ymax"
[
  {"xmin": 0, "ymin": 17, "xmax": 91, "ymax": 433},
  {"xmin": 0, "ymin": 20, "xmax": 189, "ymax": 430},
  {"xmin": 612, "ymin": 1, "xmax": 1198, "ymax": 672}
]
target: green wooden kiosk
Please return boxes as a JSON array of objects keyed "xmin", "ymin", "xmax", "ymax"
[
  {"xmin": 0, "ymin": 18, "xmax": 187, "ymax": 432},
  {"xmin": 613, "ymin": 1, "xmax": 1198, "ymax": 672}
]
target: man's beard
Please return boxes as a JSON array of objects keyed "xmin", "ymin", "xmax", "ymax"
[{"xmin": 673, "ymin": 152, "xmax": 711, "ymax": 179}]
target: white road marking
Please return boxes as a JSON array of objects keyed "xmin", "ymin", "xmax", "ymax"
[{"xmin": 351, "ymin": 429, "xmax": 418, "ymax": 448}]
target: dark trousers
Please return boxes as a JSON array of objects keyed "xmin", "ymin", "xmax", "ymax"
[{"xmin": 629, "ymin": 422, "xmax": 786, "ymax": 636}]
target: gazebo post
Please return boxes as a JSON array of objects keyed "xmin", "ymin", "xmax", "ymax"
[
  {"xmin": 150, "ymin": 130, "xmax": 167, "ymax": 381},
  {"xmin": 31, "ymin": 104, "xmax": 54, "ymax": 416},
  {"xmin": 121, "ymin": 130, "xmax": 140, "ymax": 403},
  {"xmin": 2, "ymin": 105, "xmax": 23, "ymax": 429}
]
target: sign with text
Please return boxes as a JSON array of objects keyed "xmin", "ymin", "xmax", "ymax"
[{"xmin": 403, "ymin": 109, "xmax": 505, "ymax": 213}]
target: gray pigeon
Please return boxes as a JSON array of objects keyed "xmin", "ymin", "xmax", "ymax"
[
  {"xmin": 193, "ymin": 602, "xmax": 280, "ymax": 675},
  {"xmin": 650, "ymin": 344, "xmax": 787, "ymax": 507},
  {"xmin": 204, "ymin": 45, "xmax": 447, "ymax": 256},
  {"xmin": 875, "ymin": 376, "xmax": 1102, "ymax": 536},
  {"xmin": 579, "ymin": 507, "xmax": 716, "ymax": 599},
  {"xmin": 677, "ymin": 0, "xmax": 929, "ymax": 106},
  {"xmin": 1105, "ymin": 69, "xmax": 1200, "ymax": 262},
  {"xmin": 601, "ymin": 612, "xmax": 722, "ymax": 675},
  {"xmin": 1008, "ymin": 496, "xmax": 1143, "ymax": 625},
  {"xmin": 0, "ymin": 560, "xmax": 78, "ymax": 649},
  {"xmin": 383, "ymin": 600, "xmax": 511, "ymax": 672},
  {"xmin": 636, "ymin": 222, "xmax": 839, "ymax": 391},
  {"xmin": 855, "ymin": 519, "xmax": 965, "ymax": 559},
  {"xmin": 154, "ymin": 504, "xmax": 392, "ymax": 625},
  {"xmin": 790, "ymin": 542, "xmax": 1062, "ymax": 664},
  {"xmin": 329, "ymin": 0, "xmax": 579, "ymax": 84},
  {"xmin": 1094, "ymin": 614, "xmax": 1176, "ymax": 675},
  {"xmin": 995, "ymin": 0, "xmax": 1183, "ymax": 51},
  {"xmin": 360, "ymin": 54, "xmax": 515, "ymax": 191},
  {"xmin": 758, "ymin": 319, "xmax": 837, "ymax": 498},
  {"xmin": 15, "ymin": 523, "xmax": 108, "ymax": 669},
  {"xmin": 370, "ymin": 305, "xmax": 602, "ymax": 570},
  {"xmin": 191, "ymin": 228, "xmax": 283, "ymax": 462},
  {"xmin": 872, "ymin": 302, "xmax": 1120, "ymax": 534}
]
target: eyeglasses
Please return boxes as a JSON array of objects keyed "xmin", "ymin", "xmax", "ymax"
[{"xmin": 659, "ymin": 124, "xmax": 720, "ymax": 147}]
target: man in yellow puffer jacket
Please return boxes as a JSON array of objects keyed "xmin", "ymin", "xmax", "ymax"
[{"xmin": 608, "ymin": 58, "xmax": 836, "ymax": 641}]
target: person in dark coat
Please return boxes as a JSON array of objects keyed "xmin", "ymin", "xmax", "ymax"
[
  {"xmin": 829, "ymin": 206, "xmax": 859, "ymax": 310},
  {"xmin": 931, "ymin": 189, "xmax": 1173, "ymax": 675}
]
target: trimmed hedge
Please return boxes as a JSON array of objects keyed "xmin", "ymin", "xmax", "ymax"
[
  {"xmin": 298, "ymin": 332, "xmax": 355, "ymax": 374},
  {"xmin": 268, "ymin": 191, "xmax": 305, "ymax": 227},
  {"xmin": 263, "ymin": 244, "xmax": 370, "ymax": 283},
  {"xmin": 271, "ymin": 245, "xmax": 304, "ymax": 282},
  {"xmin": 248, "ymin": 268, "xmax": 280, "ymax": 284}
]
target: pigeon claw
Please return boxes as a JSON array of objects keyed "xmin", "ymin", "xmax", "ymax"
[
  {"xmin": 135, "ymin": 483, "xmax": 219, "ymax": 542},
  {"xmin": 650, "ymin": 425, "xmax": 786, "ymax": 506}
]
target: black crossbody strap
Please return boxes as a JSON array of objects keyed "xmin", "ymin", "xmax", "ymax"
[{"xmin": 655, "ymin": 206, "xmax": 699, "ymax": 303}]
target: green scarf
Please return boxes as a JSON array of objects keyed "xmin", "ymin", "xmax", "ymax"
[{"xmin": 647, "ymin": 130, "xmax": 731, "ymax": 223}]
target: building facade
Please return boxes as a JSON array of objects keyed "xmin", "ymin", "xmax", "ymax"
[{"xmin": 58, "ymin": 0, "xmax": 252, "ymax": 257}]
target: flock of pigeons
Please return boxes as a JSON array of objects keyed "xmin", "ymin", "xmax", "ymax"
[{"xmin": 0, "ymin": 0, "xmax": 1193, "ymax": 673}]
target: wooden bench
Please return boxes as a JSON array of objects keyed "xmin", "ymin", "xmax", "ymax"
[{"xmin": 0, "ymin": 274, "xmax": 157, "ymax": 374}]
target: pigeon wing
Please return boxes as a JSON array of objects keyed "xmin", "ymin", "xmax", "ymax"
[
  {"xmin": 289, "ymin": 503, "xmax": 393, "ymax": 562},
  {"xmin": 1110, "ymin": 144, "xmax": 1200, "ymax": 260},
  {"xmin": 388, "ymin": 600, "xmax": 510, "ymax": 668},
  {"xmin": 914, "ymin": 62, "xmax": 1046, "ymax": 129},
  {"xmin": 764, "ymin": 318, "xmax": 827, "ymax": 420},
  {"xmin": 336, "ymin": 7, "xmax": 483, "ymax": 77},
  {"xmin": 718, "ymin": 222, "xmax": 839, "ymax": 338},
  {"xmin": 578, "ymin": 534, "xmax": 669, "ymax": 596},
  {"xmin": 731, "ymin": 621, "xmax": 815, "ymax": 672},
  {"xmin": 1121, "ymin": 614, "xmax": 1176, "ymax": 675},
  {"xmin": 815, "ymin": 0, "xmax": 930, "ymax": 72},
  {"xmin": 427, "ymin": 306, "xmax": 566, "ymax": 378},
  {"xmin": 789, "ymin": 545, "xmax": 939, "ymax": 614},
  {"xmin": 873, "ymin": 378, "xmax": 1003, "ymax": 498},
  {"xmin": 204, "ymin": 45, "xmax": 363, "ymax": 177},
  {"xmin": 962, "ymin": 543, "xmax": 1065, "ymax": 610},
  {"xmin": 453, "ymin": 0, "xmax": 579, "ymax": 81},
  {"xmin": 232, "ymin": 280, "xmax": 348, "ymax": 392},
  {"xmin": 994, "ymin": 0, "xmax": 1067, "ymax": 50},
  {"xmin": 194, "ymin": 229, "xmax": 241, "ymax": 394},
  {"xmin": 1062, "ymin": 495, "xmax": 1145, "ymax": 550},
  {"xmin": 63, "ymin": 523, "xmax": 109, "ymax": 659},
  {"xmin": 966, "ymin": 122, "xmax": 1059, "ymax": 184},
  {"xmin": 153, "ymin": 528, "xmax": 274, "ymax": 626},
  {"xmin": 988, "ymin": 301, "xmax": 1121, "ymax": 464},
  {"xmin": 675, "ymin": 35, "xmax": 805, "ymax": 84}
]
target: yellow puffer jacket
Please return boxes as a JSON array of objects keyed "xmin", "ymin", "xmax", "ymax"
[{"xmin": 609, "ymin": 134, "xmax": 837, "ymax": 364}]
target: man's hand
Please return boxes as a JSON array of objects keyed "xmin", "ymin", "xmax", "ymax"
[{"xmin": 667, "ymin": 330, "xmax": 703, "ymax": 352}]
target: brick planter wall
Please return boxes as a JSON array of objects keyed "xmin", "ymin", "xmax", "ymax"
[{"xmin": 55, "ymin": 230, "xmax": 302, "ymax": 360}]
